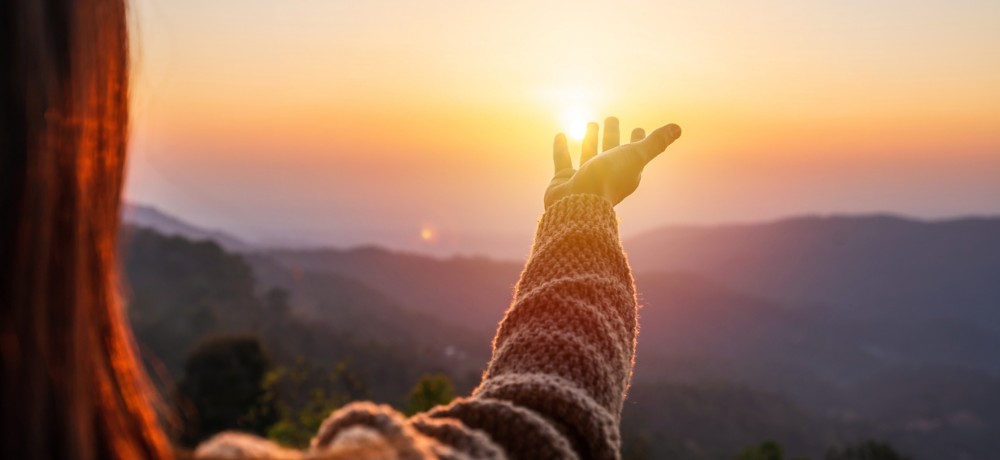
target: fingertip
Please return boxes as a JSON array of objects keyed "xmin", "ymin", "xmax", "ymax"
[
  {"xmin": 553, "ymin": 132, "xmax": 569, "ymax": 155},
  {"xmin": 649, "ymin": 123, "xmax": 681, "ymax": 144},
  {"xmin": 636, "ymin": 123, "xmax": 681, "ymax": 162},
  {"xmin": 603, "ymin": 117, "xmax": 621, "ymax": 152},
  {"xmin": 630, "ymin": 127, "xmax": 646, "ymax": 143},
  {"xmin": 667, "ymin": 123, "xmax": 682, "ymax": 139}
]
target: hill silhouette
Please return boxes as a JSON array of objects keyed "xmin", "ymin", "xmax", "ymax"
[
  {"xmin": 121, "ymin": 209, "xmax": 1000, "ymax": 458},
  {"xmin": 123, "ymin": 203, "xmax": 253, "ymax": 252},
  {"xmin": 263, "ymin": 247, "xmax": 522, "ymax": 337},
  {"xmin": 245, "ymin": 252, "xmax": 490, "ymax": 378},
  {"xmin": 121, "ymin": 226, "xmax": 466, "ymax": 403},
  {"xmin": 626, "ymin": 215, "xmax": 1000, "ymax": 373}
]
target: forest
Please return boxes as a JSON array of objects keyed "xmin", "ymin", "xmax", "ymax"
[{"xmin": 121, "ymin": 209, "xmax": 1000, "ymax": 459}]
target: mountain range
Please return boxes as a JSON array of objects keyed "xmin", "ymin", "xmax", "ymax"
[{"xmin": 122, "ymin": 204, "xmax": 1000, "ymax": 459}]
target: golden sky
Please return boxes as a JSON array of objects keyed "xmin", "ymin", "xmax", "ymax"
[{"xmin": 126, "ymin": 0, "xmax": 1000, "ymax": 256}]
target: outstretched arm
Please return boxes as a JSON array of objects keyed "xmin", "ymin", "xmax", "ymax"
[
  {"xmin": 300, "ymin": 118, "xmax": 681, "ymax": 460},
  {"xmin": 434, "ymin": 118, "xmax": 682, "ymax": 458}
]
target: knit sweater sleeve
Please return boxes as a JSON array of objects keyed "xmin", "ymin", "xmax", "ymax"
[
  {"xmin": 454, "ymin": 193, "xmax": 637, "ymax": 459},
  {"xmin": 195, "ymin": 194, "xmax": 638, "ymax": 459}
]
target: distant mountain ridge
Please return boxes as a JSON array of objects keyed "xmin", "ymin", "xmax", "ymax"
[
  {"xmin": 119, "ymin": 206, "xmax": 1000, "ymax": 458},
  {"xmin": 626, "ymin": 214, "xmax": 1000, "ymax": 327},
  {"xmin": 119, "ymin": 225, "xmax": 470, "ymax": 404},
  {"xmin": 264, "ymin": 246, "xmax": 523, "ymax": 337},
  {"xmin": 122, "ymin": 205, "xmax": 1000, "ymax": 375},
  {"xmin": 122, "ymin": 203, "xmax": 253, "ymax": 252},
  {"xmin": 244, "ymin": 251, "xmax": 491, "ymax": 376}
]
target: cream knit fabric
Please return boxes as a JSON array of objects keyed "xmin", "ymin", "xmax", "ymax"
[{"xmin": 196, "ymin": 194, "xmax": 638, "ymax": 459}]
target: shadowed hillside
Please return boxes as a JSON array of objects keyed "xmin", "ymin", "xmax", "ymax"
[
  {"xmin": 121, "ymin": 226, "xmax": 468, "ymax": 402},
  {"xmin": 626, "ymin": 215, "xmax": 1000, "ymax": 375},
  {"xmin": 621, "ymin": 381, "xmax": 854, "ymax": 459},
  {"xmin": 627, "ymin": 215, "xmax": 1000, "ymax": 327},
  {"xmin": 245, "ymin": 252, "xmax": 490, "ymax": 379},
  {"xmin": 262, "ymin": 247, "xmax": 523, "ymax": 337},
  {"xmin": 121, "ymin": 210, "xmax": 1000, "ymax": 458}
]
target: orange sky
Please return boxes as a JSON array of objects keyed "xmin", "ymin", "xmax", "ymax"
[{"xmin": 126, "ymin": 0, "xmax": 1000, "ymax": 257}]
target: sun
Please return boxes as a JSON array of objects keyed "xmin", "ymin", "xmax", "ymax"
[{"xmin": 560, "ymin": 105, "xmax": 593, "ymax": 140}]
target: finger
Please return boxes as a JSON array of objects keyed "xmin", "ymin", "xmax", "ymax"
[
  {"xmin": 630, "ymin": 127, "xmax": 646, "ymax": 143},
  {"xmin": 635, "ymin": 123, "xmax": 681, "ymax": 164},
  {"xmin": 553, "ymin": 133, "xmax": 572, "ymax": 174},
  {"xmin": 602, "ymin": 117, "xmax": 620, "ymax": 152},
  {"xmin": 581, "ymin": 122, "xmax": 599, "ymax": 164}
]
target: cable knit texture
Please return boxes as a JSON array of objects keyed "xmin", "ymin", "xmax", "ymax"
[{"xmin": 195, "ymin": 194, "xmax": 638, "ymax": 459}]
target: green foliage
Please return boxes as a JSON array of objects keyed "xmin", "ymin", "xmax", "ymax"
[
  {"xmin": 825, "ymin": 440, "xmax": 912, "ymax": 460},
  {"xmin": 736, "ymin": 440, "xmax": 815, "ymax": 460},
  {"xmin": 176, "ymin": 336, "xmax": 278, "ymax": 446},
  {"xmin": 621, "ymin": 381, "xmax": 834, "ymax": 459},
  {"xmin": 265, "ymin": 387, "xmax": 341, "ymax": 448},
  {"xmin": 738, "ymin": 440, "xmax": 785, "ymax": 460},
  {"xmin": 405, "ymin": 373, "xmax": 456, "ymax": 415},
  {"xmin": 124, "ymin": 224, "xmax": 974, "ymax": 457},
  {"xmin": 264, "ymin": 359, "xmax": 367, "ymax": 448}
]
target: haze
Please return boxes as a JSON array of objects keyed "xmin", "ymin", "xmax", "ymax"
[{"xmin": 125, "ymin": 0, "xmax": 1000, "ymax": 257}]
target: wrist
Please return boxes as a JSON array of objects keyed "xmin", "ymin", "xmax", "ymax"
[{"xmin": 539, "ymin": 194, "xmax": 618, "ymax": 233}]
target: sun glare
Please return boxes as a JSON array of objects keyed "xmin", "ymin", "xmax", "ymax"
[{"xmin": 560, "ymin": 105, "xmax": 593, "ymax": 140}]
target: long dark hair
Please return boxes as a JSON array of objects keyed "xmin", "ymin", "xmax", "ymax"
[{"xmin": 0, "ymin": 0, "xmax": 172, "ymax": 458}]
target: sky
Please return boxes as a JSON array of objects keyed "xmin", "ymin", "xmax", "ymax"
[{"xmin": 125, "ymin": 0, "xmax": 1000, "ymax": 258}]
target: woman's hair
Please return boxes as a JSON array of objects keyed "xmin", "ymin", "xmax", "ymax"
[
  {"xmin": 0, "ymin": 3, "xmax": 394, "ymax": 458},
  {"xmin": 0, "ymin": 0, "xmax": 172, "ymax": 458}
]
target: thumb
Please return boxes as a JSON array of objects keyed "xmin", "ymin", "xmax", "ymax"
[{"xmin": 636, "ymin": 123, "xmax": 681, "ymax": 164}]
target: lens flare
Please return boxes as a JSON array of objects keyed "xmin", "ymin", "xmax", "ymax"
[{"xmin": 420, "ymin": 224, "xmax": 437, "ymax": 243}]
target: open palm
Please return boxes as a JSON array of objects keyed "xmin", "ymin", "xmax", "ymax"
[{"xmin": 544, "ymin": 117, "xmax": 681, "ymax": 209}]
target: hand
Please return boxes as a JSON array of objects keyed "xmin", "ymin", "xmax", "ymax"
[{"xmin": 544, "ymin": 117, "xmax": 682, "ymax": 209}]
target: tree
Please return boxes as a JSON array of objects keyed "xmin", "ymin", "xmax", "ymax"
[
  {"xmin": 738, "ymin": 440, "xmax": 785, "ymax": 460},
  {"xmin": 176, "ymin": 336, "xmax": 278, "ymax": 446},
  {"xmin": 825, "ymin": 440, "xmax": 912, "ymax": 460},
  {"xmin": 405, "ymin": 373, "xmax": 456, "ymax": 415},
  {"xmin": 264, "ymin": 359, "xmax": 367, "ymax": 448},
  {"xmin": 123, "ymin": 228, "xmax": 264, "ymax": 375}
]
